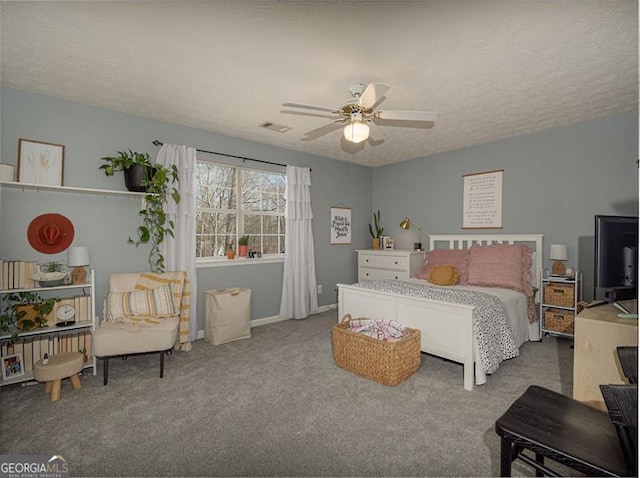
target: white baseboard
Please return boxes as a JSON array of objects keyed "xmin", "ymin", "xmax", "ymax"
[{"xmin": 195, "ymin": 302, "xmax": 337, "ymax": 337}]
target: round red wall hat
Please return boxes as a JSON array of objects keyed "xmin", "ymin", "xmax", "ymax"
[{"xmin": 27, "ymin": 213, "xmax": 75, "ymax": 254}]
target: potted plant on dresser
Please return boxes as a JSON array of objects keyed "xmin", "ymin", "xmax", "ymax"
[
  {"xmin": 369, "ymin": 210, "xmax": 384, "ymax": 250},
  {"xmin": 100, "ymin": 149, "xmax": 180, "ymax": 272}
]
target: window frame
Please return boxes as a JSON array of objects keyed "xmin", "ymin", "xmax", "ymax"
[{"xmin": 195, "ymin": 159, "xmax": 286, "ymax": 266}]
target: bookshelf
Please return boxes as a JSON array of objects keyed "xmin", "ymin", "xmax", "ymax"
[{"xmin": 0, "ymin": 269, "xmax": 97, "ymax": 386}]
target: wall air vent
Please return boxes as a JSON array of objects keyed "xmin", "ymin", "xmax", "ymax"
[{"xmin": 259, "ymin": 122, "xmax": 291, "ymax": 133}]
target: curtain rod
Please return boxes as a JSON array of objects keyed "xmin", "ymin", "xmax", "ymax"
[{"xmin": 152, "ymin": 140, "xmax": 295, "ymax": 169}]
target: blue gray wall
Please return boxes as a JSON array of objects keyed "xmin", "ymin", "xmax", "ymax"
[
  {"xmin": 373, "ymin": 111, "xmax": 639, "ymax": 300},
  {"xmin": 0, "ymin": 87, "xmax": 372, "ymax": 331},
  {"xmin": 1, "ymin": 87, "xmax": 637, "ymax": 328}
]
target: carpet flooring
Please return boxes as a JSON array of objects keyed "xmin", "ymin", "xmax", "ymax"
[{"xmin": 0, "ymin": 309, "xmax": 574, "ymax": 477}]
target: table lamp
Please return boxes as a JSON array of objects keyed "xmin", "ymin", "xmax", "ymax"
[
  {"xmin": 549, "ymin": 244, "xmax": 568, "ymax": 276},
  {"xmin": 399, "ymin": 217, "xmax": 423, "ymax": 251},
  {"xmin": 68, "ymin": 246, "xmax": 90, "ymax": 284}
]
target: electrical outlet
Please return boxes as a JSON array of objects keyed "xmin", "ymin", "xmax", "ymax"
[{"xmin": 317, "ymin": 284, "xmax": 323, "ymax": 294}]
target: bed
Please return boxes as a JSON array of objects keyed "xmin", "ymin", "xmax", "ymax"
[{"xmin": 337, "ymin": 234, "xmax": 543, "ymax": 391}]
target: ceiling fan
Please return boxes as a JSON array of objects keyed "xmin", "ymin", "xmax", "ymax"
[{"xmin": 282, "ymin": 83, "xmax": 437, "ymax": 144}]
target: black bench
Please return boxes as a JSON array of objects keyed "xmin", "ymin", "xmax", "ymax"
[
  {"xmin": 495, "ymin": 385, "xmax": 630, "ymax": 476},
  {"xmin": 496, "ymin": 346, "xmax": 638, "ymax": 477}
]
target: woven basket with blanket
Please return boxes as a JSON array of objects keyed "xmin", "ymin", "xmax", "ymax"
[{"xmin": 331, "ymin": 314, "xmax": 421, "ymax": 386}]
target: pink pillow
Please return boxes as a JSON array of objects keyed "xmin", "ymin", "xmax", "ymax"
[
  {"xmin": 466, "ymin": 243, "xmax": 533, "ymax": 295},
  {"xmin": 416, "ymin": 249, "xmax": 469, "ymax": 284}
]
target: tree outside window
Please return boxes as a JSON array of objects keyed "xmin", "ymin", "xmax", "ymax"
[{"xmin": 196, "ymin": 161, "xmax": 285, "ymax": 259}]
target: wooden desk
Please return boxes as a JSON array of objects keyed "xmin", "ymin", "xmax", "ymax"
[{"xmin": 573, "ymin": 304, "xmax": 638, "ymax": 410}]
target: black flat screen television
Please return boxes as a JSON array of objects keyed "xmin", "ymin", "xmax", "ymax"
[{"xmin": 594, "ymin": 215, "xmax": 638, "ymax": 306}]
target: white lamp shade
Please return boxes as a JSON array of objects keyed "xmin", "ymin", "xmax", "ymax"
[
  {"xmin": 68, "ymin": 246, "xmax": 90, "ymax": 267},
  {"xmin": 343, "ymin": 121, "xmax": 370, "ymax": 143},
  {"xmin": 549, "ymin": 244, "xmax": 568, "ymax": 261}
]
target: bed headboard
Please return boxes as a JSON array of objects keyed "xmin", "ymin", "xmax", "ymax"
[{"xmin": 428, "ymin": 234, "xmax": 544, "ymax": 291}]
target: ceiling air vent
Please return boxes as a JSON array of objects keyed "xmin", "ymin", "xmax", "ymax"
[{"xmin": 259, "ymin": 122, "xmax": 291, "ymax": 133}]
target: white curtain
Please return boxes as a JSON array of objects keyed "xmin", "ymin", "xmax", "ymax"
[
  {"xmin": 279, "ymin": 166, "xmax": 318, "ymax": 319},
  {"xmin": 156, "ymin": 144, "xmax": 198, "ymax": 343}
]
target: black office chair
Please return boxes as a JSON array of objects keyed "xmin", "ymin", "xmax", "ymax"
[
  {"xmin": 616, "ymin": 346, "xmax": 637, "ymax": 384},
  {"xmin": 495, "ymin": 347, "xmax": 638, "ymax": 477},
  {"xmin": 600, "ymin": 384, "xmax": 638, "ymax": 477}
]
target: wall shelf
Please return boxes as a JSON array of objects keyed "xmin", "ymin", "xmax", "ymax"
[{"xmin": 0, "ymin": 180, "xmax": 146, "ymax": 199}]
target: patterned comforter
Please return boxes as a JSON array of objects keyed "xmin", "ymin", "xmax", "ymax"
[{"xmin": 352, "ymin": 280, "xmax": 519, "ymax": 375}]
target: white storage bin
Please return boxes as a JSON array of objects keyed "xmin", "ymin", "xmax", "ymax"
[{"xmin": 204, "ymin": 288, "xmax": 251, "ymax": 345}]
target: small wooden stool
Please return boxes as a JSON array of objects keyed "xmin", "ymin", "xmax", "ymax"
[{"xmin": 33, "ymin": 352, "xmax": 84, "ymax": 402}]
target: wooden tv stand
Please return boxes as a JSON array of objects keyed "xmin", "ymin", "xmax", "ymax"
[{"xmin": 572, "ymin": 302, "xmax": 638, "ymax": 410}]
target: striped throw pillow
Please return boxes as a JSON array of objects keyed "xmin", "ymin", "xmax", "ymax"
[{"xmin": 106, "ymin": 285, "xmax": 176, "ymax": 320}]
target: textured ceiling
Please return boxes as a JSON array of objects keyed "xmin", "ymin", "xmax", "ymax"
[{"xmin": 1, "ymin": 1, "xmax": 637, "ymax": 167}]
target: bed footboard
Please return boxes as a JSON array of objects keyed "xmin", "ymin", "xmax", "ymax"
[{"xmin": 337, "ymin": 283, "xmax": 476, "ymax": 391}]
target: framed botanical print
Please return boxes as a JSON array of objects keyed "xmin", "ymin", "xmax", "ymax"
[{"xmin": 18, "ymin": 138, "xmax": 65, "ymax": 186}]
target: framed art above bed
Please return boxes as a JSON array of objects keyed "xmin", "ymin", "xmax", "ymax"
[{"xmin": 462, "ymin": 170, "xmax": 503, "ymax": 229}]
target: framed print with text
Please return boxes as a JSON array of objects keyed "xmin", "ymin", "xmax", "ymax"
[
  {"xmin": 462, "ymin": 169, "xmax": 503, "ymax": 229},
  {"xmin": 330, "ymin": 207, "xmax": 351, "ymax": 244}
]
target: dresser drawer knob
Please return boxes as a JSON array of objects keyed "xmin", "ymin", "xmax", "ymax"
[{"xmin": 394, "ymin": 261, "xmax": 398, "ymax": 265}]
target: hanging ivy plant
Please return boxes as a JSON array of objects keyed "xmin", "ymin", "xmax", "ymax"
[{"xmin": 100, "ymin": 150, "xmax": 180, "ymax": 272}]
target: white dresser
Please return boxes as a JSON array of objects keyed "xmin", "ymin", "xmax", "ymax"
[{"xmin": 357, "ymin": 249, "xmax": 425, "ymax": 281}]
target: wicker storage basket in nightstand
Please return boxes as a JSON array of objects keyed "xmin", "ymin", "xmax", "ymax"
[
  {"xmin": 544, "ymin": 283, "xmax": 575, "ymax": 307},
  {"xmin": 544, "ymin": 308, "xmax": 575, "ymax": 335}
]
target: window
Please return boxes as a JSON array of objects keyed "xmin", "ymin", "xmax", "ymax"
[{"xmin": 196, "ymin": 160, "xmax": 286, "ymax": 259}]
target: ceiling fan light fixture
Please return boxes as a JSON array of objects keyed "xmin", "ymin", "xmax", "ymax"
[{"xmin": 343, "ymin": 121, "xmax": 370, "ymax": 144}]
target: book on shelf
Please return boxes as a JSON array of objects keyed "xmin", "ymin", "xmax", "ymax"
[
  {"xmin": 74, "ymin": 295, "xmax": 81, "ymax": 321},
  {"xmin": 32, "ymin": 338, "xmax": 41, "ymax": 364},
  {"xmin": 39, "ymin": 337, "xmax": 49, "ymax": 360},
  {"xmin": 0, "ymin": 260, "xmax": 38, "ymax": 289},
  {"xmin": 0, "ymin": 261, "xmax": 9, "ymax": 289},
  {"xmin": 80, "ymin": 294, "xmax": 90, "ymax": 322},
  {"xmin": 23, "ymin": 339, "xmax": 33, "ymax": 372},
  {"xmin": 0, "ymin": 330, "xmax": 92, "ymax": 383},
  {"xmin": 71, "ymin": 333, "xmax": 79, "ymax": 353},
  {"xmin": 13, "ymin": 341, "xmax": 23, "ymax": 358},
  {"xmin": 84, "ymin": 330, "xmax": 92, "ymax": 358}
]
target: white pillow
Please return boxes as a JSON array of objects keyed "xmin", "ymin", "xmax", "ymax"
[{"xmin": 106, "ymin": 284, "xmax": 176, "ymax": 320}]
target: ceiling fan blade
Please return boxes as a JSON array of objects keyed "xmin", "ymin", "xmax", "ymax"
[
  {"xmin": 280, "ymin": 109, "xmax": 337, "ymax": 119},
  {"xmin": 282, "ymin": 102, "xmax": 336, "ymax": 113},
  {"xmin": 375, "ymin": 110, "xmax": 438, "ymax": 122},
  {"xmin": 301, "ymin": 120, "xmax": 345, "ymax": 141},
  {"xmin": 358, "ymin": 83, "xmax": 390, "ymax": 109},
  {"xmin": 369, "ymin": 120, "xmax": 388, "ymax": 140},
  {"xmin": 366, "ymin": 135, "xmax": 385, "ymax": 147}
]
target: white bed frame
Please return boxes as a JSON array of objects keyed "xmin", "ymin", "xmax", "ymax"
[{"xmin": 337, "ymin": 234, "xmax": 543, "ymax": 391}]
